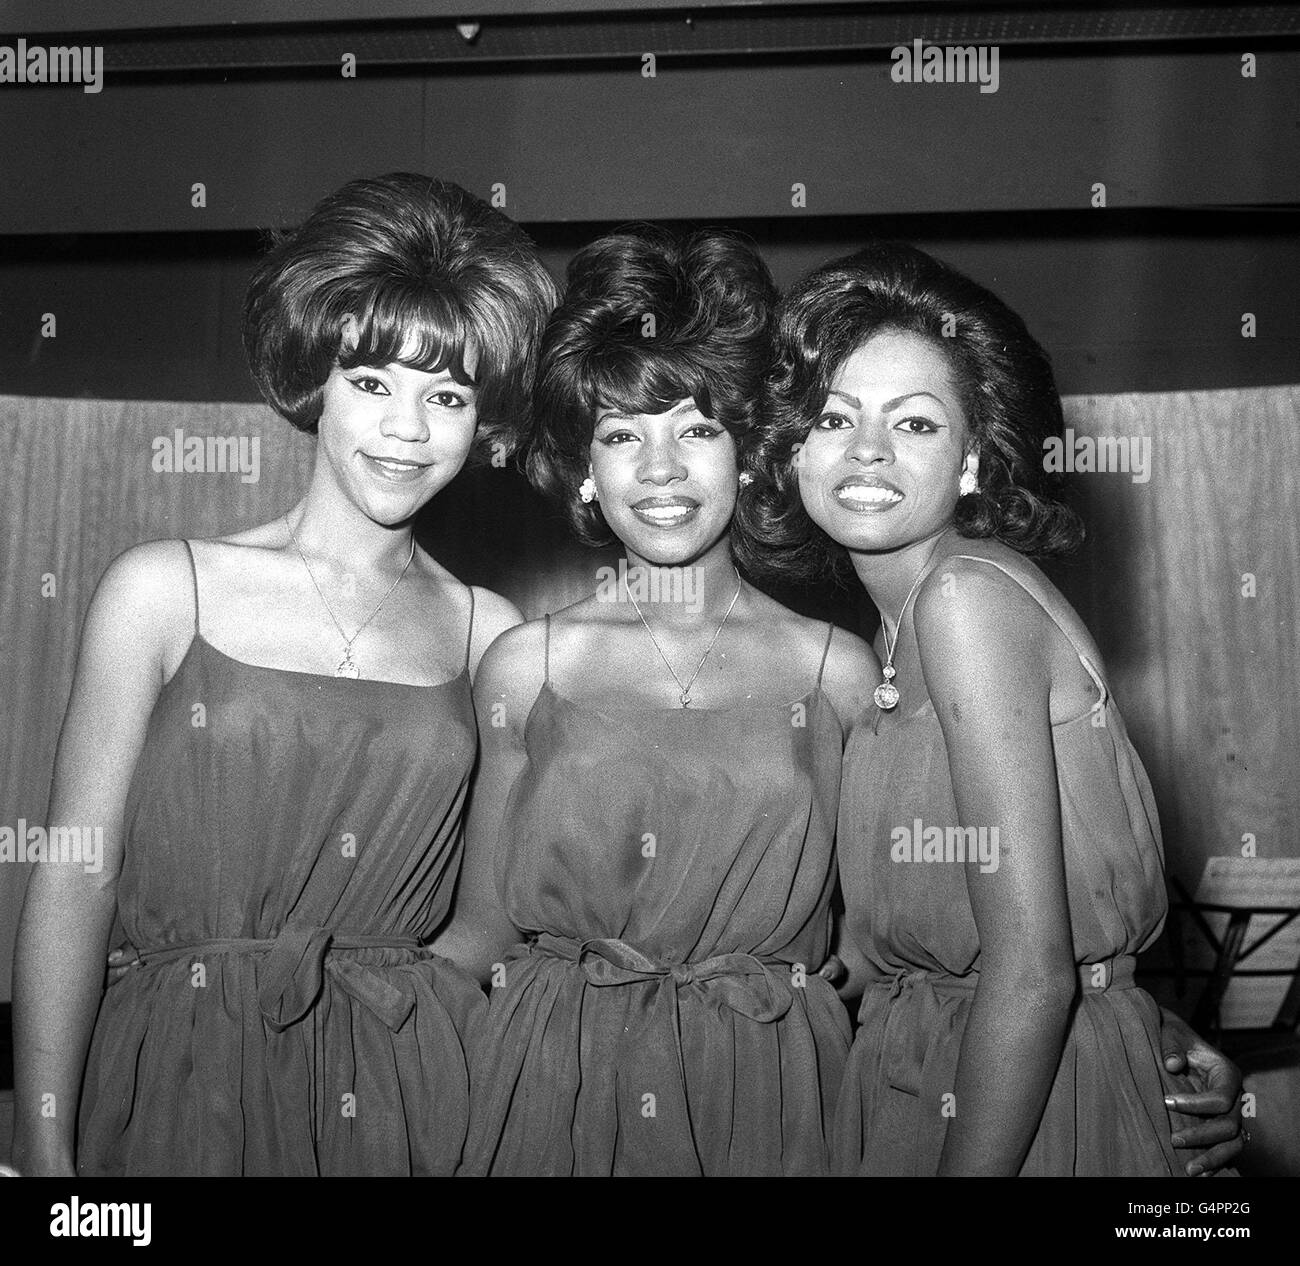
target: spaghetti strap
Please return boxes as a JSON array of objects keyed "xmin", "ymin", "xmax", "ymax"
[
  {"xmin": 816, "ymin": 622, "xmax": 835, "ymax": 689},
  {"xmin": 543, "ymin": 613, "xmax": 551, "ymax": 686},
  {"xmin": 463, "ymin": 587, "xmax": 476, "ymax": 670},
  {"xmin": 948, "ymin": 554, "xmax": 1108, "ymax": 701},
  {"xmin": 180, "ymin": 539, "xmax": 200, "ymax": 635}
]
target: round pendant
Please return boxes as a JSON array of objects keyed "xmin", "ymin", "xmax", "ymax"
[
  {"xmin": 873, "ymin": 681, "xmax": 900, "ymax": 710},
  {"xmin": 335, "ymin": 653, "xmax": 361, "ymax": 679}
]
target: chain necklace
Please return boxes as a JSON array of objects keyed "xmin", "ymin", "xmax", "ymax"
[
  {"xmin": 875, "ymin": 560, "xmax": 938, "ymax": 711},
  {"xmin": 284, "ymin": 513, "xmax": 416, "ymax": 678},
  {"xmin": 625, "ymin": 565, "xmax": 742, "ymax": 708}
]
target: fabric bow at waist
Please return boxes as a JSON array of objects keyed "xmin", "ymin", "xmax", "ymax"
[
  {"xmin": 525, "ymin": 932, "xmax": 803, "ymax": 1174},
  {"xmin": 531, "ymin": 932, "xmax": 794, "ymax": 1022},
  {"xmin": 857, "ymin": 953, "xmax": 1139, "ymax": 1175},
  {"xmin": 135, "ymin": 928, "xmax": 425, "ymax": 1032}
]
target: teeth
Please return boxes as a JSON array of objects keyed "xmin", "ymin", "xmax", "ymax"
[
  {"xmin": 638, "ymin": 505, "xmax": 692, "ymax": 521},
  {"xmin": 836, "ymin": 485, "xmax": 902, "ymax": 505},
  {"xmin": 374, "ymin": 458, "xmax": 420, "ymax": 471}
]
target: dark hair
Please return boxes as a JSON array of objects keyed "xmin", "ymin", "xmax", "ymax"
[
  {"xmin": 526, "ymin": 224, "xmax": 776, "ymax": 547},
  {"xmin": 742, "ymin": 241, "xmax": 1084, "ymax": 581},
  {"xmin": 243, "ymin": 172, "xmax": 557, "ymax": 463}
]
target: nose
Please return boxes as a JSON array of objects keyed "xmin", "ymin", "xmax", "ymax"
[
  {"xmin": 844, "ymin": 419, "xmax": 894, "ymax": 467},
  {"xmin": 636, "ymin": 434, "xmax": 688, "ymax": 486},
  {"xmin": 379, "ymin": 394, "xmax": 431, "ymax": 445}
]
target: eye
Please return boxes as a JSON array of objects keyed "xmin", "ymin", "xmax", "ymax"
[
  {"xmin": 596, "ymin": 429, "xmax": 639, "ymax": 446},
  {"xmin": 429, "ymin": 390, "xmax": 469, "ymax": 409},
  {"xmin": 348, "ymin": 375, "xmax": 389, "ymax": 396},
  {"xmin": 895, "ymin": 415, "xmax": 940, "ymax": 435},
  {"xmin": 814, "ymin": 412, "xmax": 852, "ymax": 431},
  {"xmin": 682, "ymin": 423, "xmax": 722, "ymax": 439}
]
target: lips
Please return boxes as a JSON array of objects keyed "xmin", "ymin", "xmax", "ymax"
[
  {"xmin": 362, "ymin": 453, "xmax": 432, "ymax": 483},
  {"xmin": 833, "ymin": 477, "xmax": 904, "ymax": 510},
  {"xmin": 630, "ymin": 496, "xmax": 700, "ymax": 528}
]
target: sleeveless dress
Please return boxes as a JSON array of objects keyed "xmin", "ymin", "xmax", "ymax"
[
  {"xmin": 77, "ymin": 541, "xmax": 486, "ymax": 1175},
  {"xmin": 460, "ymin": 618, "xmax": 851, "ymax": 1176},
  {"xmin": 833, "ymin": 554, "xmax": 1194, "ymax": 1176}
]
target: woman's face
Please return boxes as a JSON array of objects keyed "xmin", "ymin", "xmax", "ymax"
[
  {"xmin": 589, "ymin": 398, "xmax": 738, "ymax": 566},
  {"xmin": 795, "ymin": 329, "xmax": 975, "ymax": 555},
  {"xmin": 316, "ymin": 341, "xmax": 480, "ymax": 526}
]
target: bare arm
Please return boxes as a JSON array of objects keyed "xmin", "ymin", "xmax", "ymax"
[
  {"xmin": 427, "ymin": 621, "xmax": 541, "ymax": 985},
  {"xmin": 915, "ymin": 566, "xmax": 1078, "ymax": 1176},
  {"xmin": 11, "ymin": 543, "xmax": 184, "ymax": 1174}
]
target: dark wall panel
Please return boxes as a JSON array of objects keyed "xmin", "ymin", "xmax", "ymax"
[{"xmin": 1, "ymin": 49, "xmax": 1297, "ymax": 235}]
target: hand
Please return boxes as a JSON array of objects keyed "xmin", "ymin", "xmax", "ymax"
[
  {"xmin": 817, "ymin": 954, "xmax": 847, "ymax": 987},
  {"xmin": 107, "ymin": 942, "xmax": 140, "ymax": 985},
  {"xmin": 1159, "ymin": 1006, "xmax": 1244, "ymax": 1176}
]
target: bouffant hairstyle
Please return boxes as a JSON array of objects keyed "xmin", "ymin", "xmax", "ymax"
[
  {"xmin": 526, "ymin": 224, "xmax": 776, "ymax": 547},
  {"xmin": 741, "ymin": 241, "xmax": 1084, "ymax": 581},
  {"xmin": 243, "ymin": 172, "xmax": 558, "ymax": 462}
]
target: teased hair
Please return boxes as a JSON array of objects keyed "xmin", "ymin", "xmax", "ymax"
[
  {"xmin": 526, "ymin": 224, "xmax": 776, "ymax": 547},
  {"xmin": 740, "ymin": 240, "xmax": 1084, "ymax": 581},
  {"xmin": 243, "ymin": 172, "xmax": 558, "ymax": 463}
]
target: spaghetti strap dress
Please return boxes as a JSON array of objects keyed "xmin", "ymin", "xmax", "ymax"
[
  {"xmin": 77, "ymin": 540, "xmax": 486, "ymax": 1175},
  {"xmin": 460, "ymin": 619, "xmax": 851, "ymax": 1176},
  {"xmin": 834, "ymin": 553, "xmax": 1194, "ymax": 1176}
]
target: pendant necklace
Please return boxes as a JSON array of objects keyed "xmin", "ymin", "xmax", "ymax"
[
  {"xmin": 626, "ymin": 566, "xmax": 742, "ymax": 708},
  {"xmin": 875, "ymin": 565, "xmax": 932, "ymax": 711},
  {"xmin": 284, "ymin": 513, "xmax": 416, "ymax": 678}
]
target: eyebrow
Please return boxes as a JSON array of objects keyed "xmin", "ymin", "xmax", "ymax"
[
  {"xmin": 595, "ymin": 399, "xmax": 698, "ymax": 425},
  {"xmin": 828, "ymin": 389, "xmax": 949, "ymax": 413}
]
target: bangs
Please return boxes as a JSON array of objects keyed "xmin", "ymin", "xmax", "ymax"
[
  {"xmin": 337, "ymin": 282, "xmax": 478, "ymax": 386},
  {"xmin": 577, "ymin": 346, "xmax": 716, "ymax": 427}
]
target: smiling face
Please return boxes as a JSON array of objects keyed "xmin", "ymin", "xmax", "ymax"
[
  {"xmin": 316, "ymin": 344, "xmax": 480, "ymax": 526},
  {"xmin": 589, "ymin": 398, "xmax": 738, "ymax": 566},
  {"xmin": 795, "ymin": 329, "xmax": 976, "ymax": 555}
]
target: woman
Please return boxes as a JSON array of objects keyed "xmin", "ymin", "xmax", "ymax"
[
  {"xmin": 10, "ymin": 173, "xmax": 556, "ymax": 1175},
  {"xmin": 748, "ymin": 241, "xmax": 1243, "ymax": 1175},
  {"xmin": 445, "ymin": 225, "xmax": 879, "ymax": 1175}
]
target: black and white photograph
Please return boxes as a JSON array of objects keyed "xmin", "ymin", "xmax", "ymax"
[{"xmin": 0, "ymin": 0, "xmax": 1296, "ymax": 1243}]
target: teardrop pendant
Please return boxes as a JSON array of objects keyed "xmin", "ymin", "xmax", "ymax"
[{"xmin": 336, "ymin": 647, "xmax": 361, "ymax": 678}]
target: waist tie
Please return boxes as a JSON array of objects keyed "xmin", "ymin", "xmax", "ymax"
[
  {"xmin": 529, "ymin": 933, "xmax": 798, "ymax": 1174},
  {"xmin": 865, "ymin": 954, "xmax": 1138, "ymax": 1001},
  {"xmin": 532, "ymin": 932, "xmax": 794, "ymax": 1022},
  {"xmin": 858, "ymin": 953, "xmax": 1139, "ymax": 1173},
  {"xmin": 135, "ymin": 928, "xmax": 425, "ymax": 1032}
]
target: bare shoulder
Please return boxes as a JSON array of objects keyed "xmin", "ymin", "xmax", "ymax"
[
  {"xmin": 466, "ymin": 585, "xmax": 524, "ymax": 675},
  {"xmin": 472, "ymin": 615, "xmax": 548, "ymax": 708},
  {"xmin": 819, "ymin": 623, "xmax": 881, "ymax": 725},
  {"xmin": 82, "ymin": 538, "xmax": 197, "ymax": 676},
  {"xmin": 915, "ymin": 543, "xmax": 1052, "ymax": 652},
  {"xmin": 93, "ymin": 538, "xmax": 195, "ymax": 629}
]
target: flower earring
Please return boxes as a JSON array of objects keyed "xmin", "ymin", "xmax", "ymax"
[
  {"xmin": 959, "ymin": 468, "xmax": 978, "ymax": 497},
  {"xmin": 738, "ymin": 471, "xmax": 754, "ymax": 487},
  {"xmin": 578, "ymin": 475, "xmax": 598, "ymax": 504}
]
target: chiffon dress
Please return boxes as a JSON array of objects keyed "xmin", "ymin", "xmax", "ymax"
[
  {"xmin": 77, "ymin": 541, "xmax": 485, "ymax": 1175},
  {"xmin": 461, "ymin": 618, "xmax": 851, "ymax": 1175},
  {"xmin": 834, "ymin": 554, "xmax": 1193, "ymax": 1176}
]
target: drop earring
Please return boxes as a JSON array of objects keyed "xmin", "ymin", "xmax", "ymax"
[
  {"xmin": 959, "ymin": 468, "xmax": 978, "ymax": 497},
  {"xmin": 578, "ymin": 476, "xmax": 598, "ymax": 504}
]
